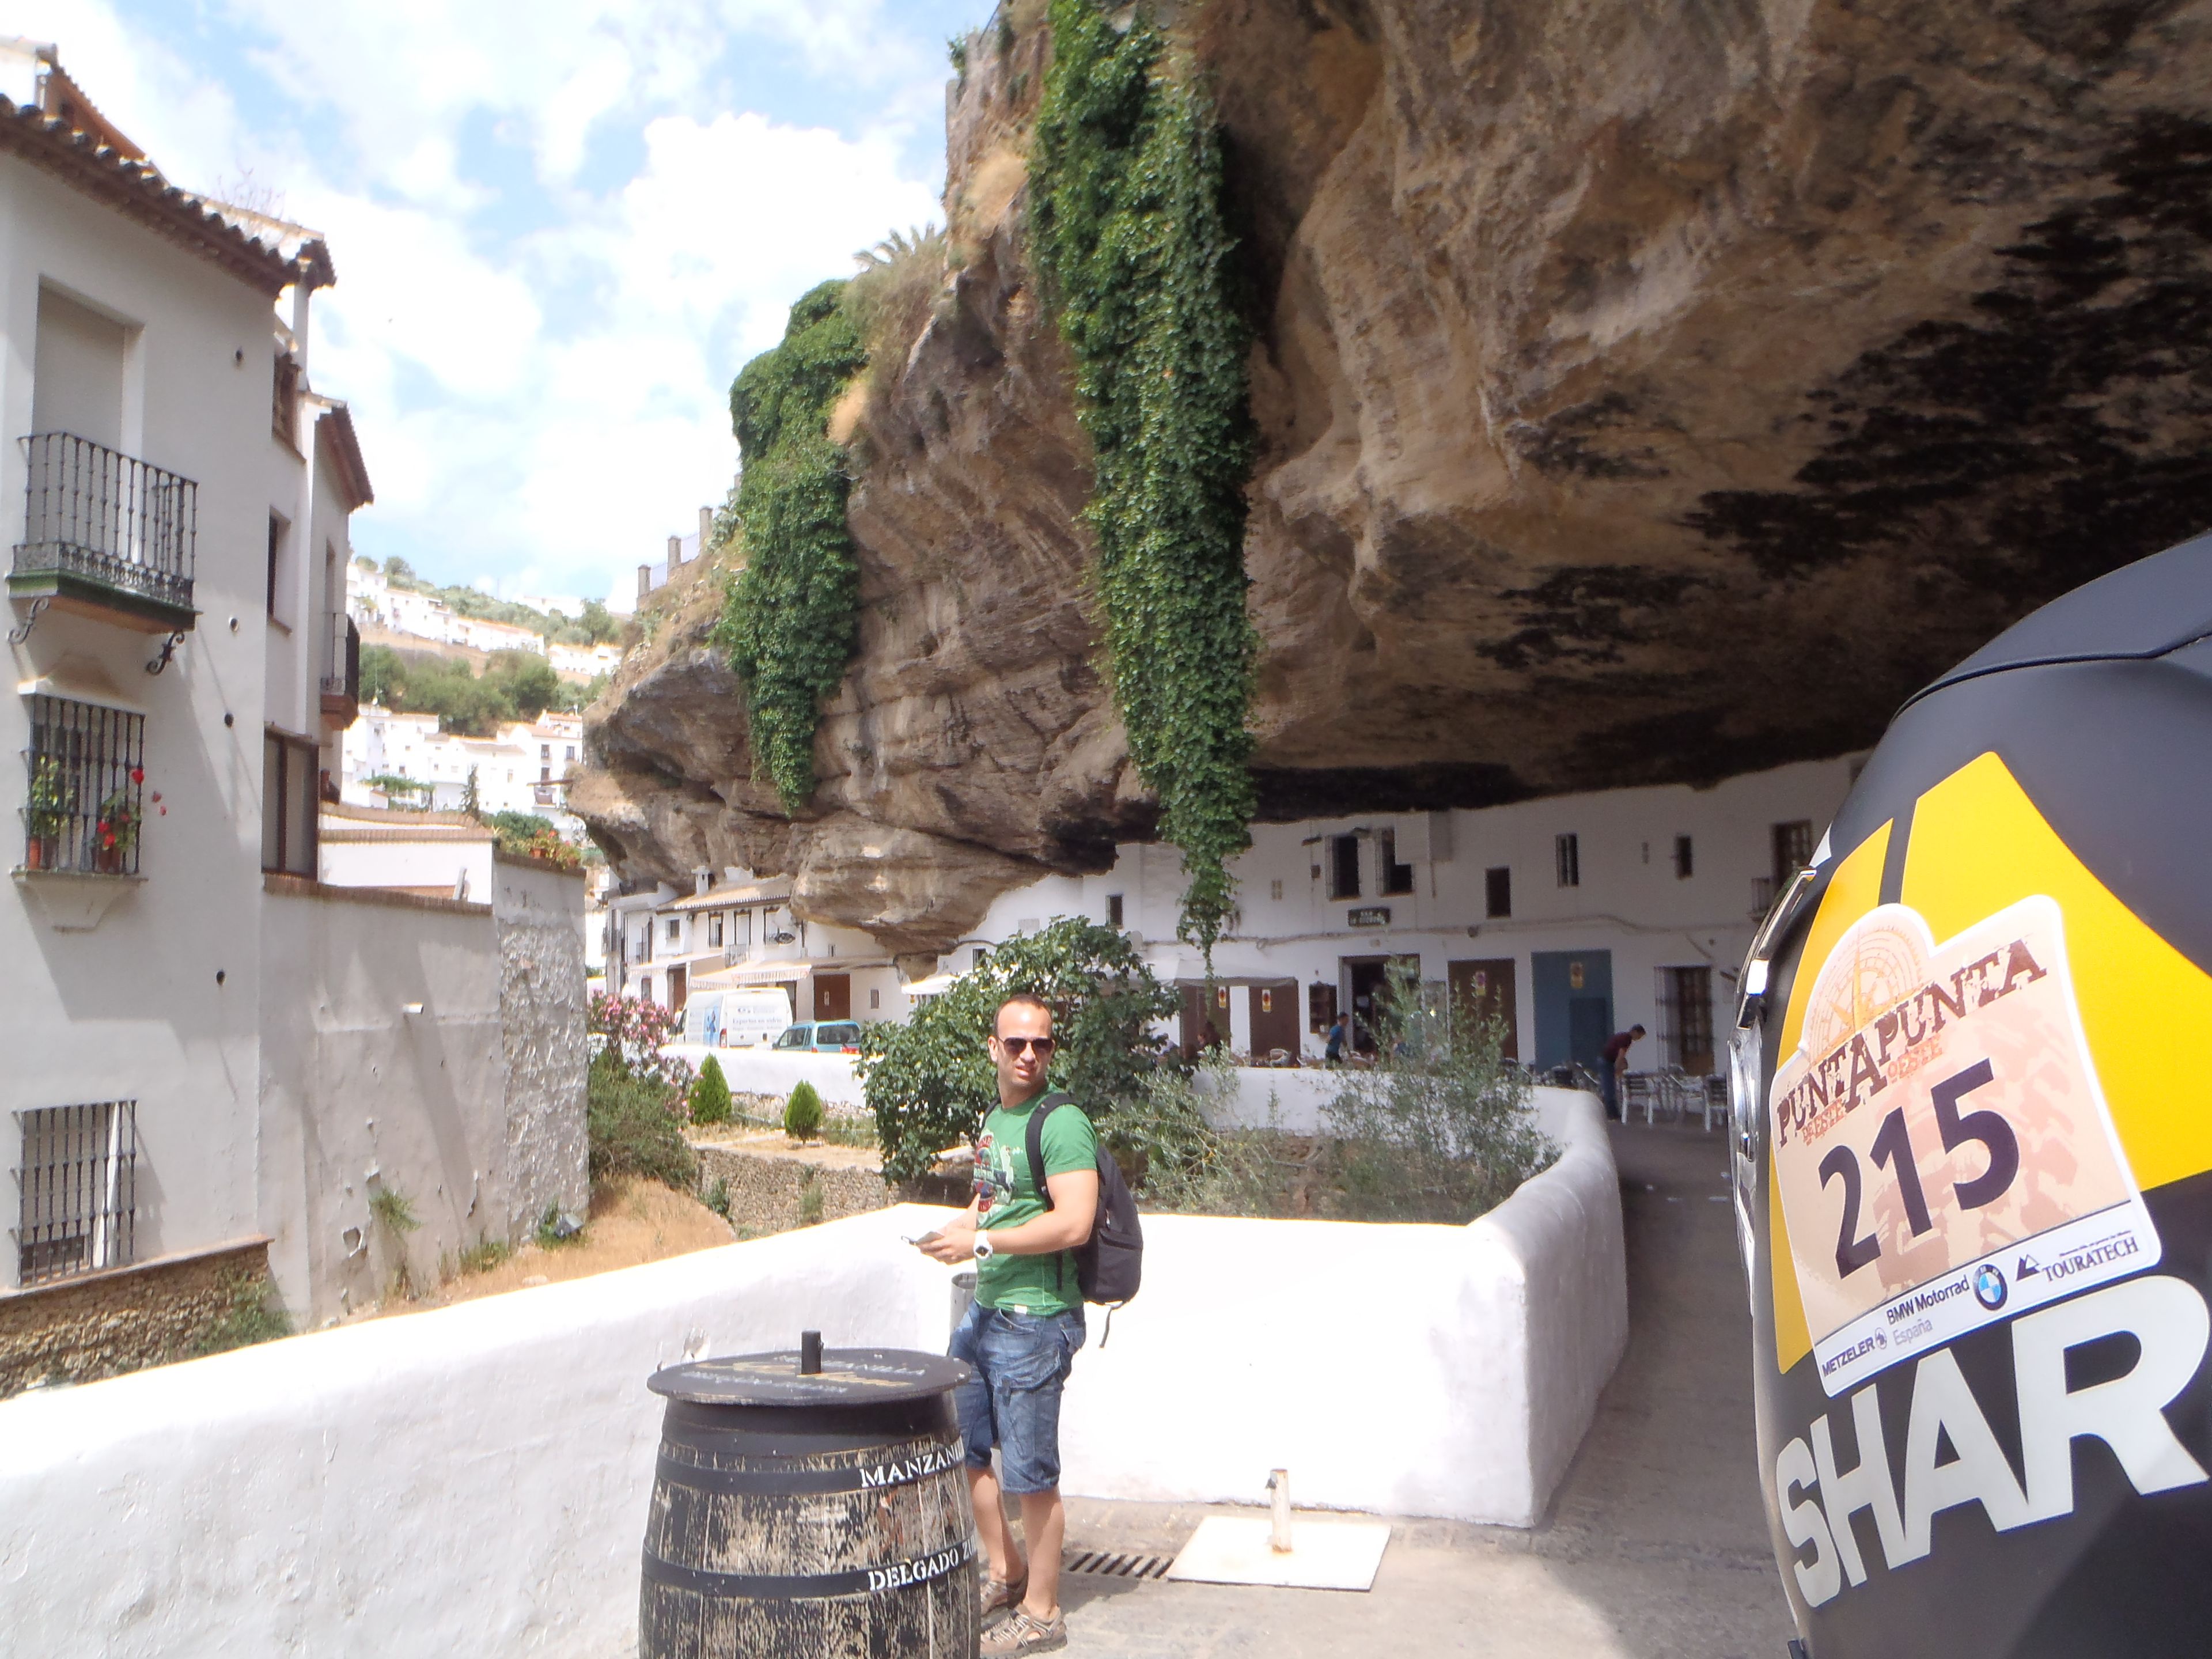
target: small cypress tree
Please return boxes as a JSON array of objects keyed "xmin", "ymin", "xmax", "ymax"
[
  {"xmin": 690, "ymin": 1054, "xmax": 732, "ymax": 1126},
  {"xmin": 785, "ymin": 1081, "xmax": 824, "ymax": 1143}
]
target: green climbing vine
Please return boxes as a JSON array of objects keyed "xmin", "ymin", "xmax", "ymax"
[
  {"xmin": 1030, "ymin": 0, "xmax": 1256, "ymax": 955},
  {"xmin": 713, "ymin": 281, "xmax": 869, "ymax": 811}
]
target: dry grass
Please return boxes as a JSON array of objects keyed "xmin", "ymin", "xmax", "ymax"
[{"xmin": 357, "ymin": 1178, "xmax": 735, "ymax": 1320}]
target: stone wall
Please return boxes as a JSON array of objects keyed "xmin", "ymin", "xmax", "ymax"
[
  {"xmin": 690, "ymin": 1138, "xmax": 962, "ymax": 1237},
  {"xmin": 493, "ymin": 853, "xmax": 590, "ymax": 1232},
  {"xmin": 0, "ymin": 1238, "xmax": 274, "ymax": 1399}
]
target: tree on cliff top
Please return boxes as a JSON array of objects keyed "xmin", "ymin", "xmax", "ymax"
[{"xmin": 712, "ymin": 281, "xmax": 869, "ymax": 811}]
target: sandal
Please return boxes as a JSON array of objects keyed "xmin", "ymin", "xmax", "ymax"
[
  {"xmin": 979, "ymin": 1568, "xmax": 1028, "ymax": 1620},
  {"xmin": 982, "ymin": 1607, "xmax": 1067, "ymax": 1656}
]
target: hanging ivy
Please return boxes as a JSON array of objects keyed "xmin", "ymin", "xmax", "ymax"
[
  {"xmin": 1030, "ymin": 0, "xmax": 1256, "ymax": 955},
  {"xmin": 713, "ymin": 282, "xmax": 869, "ymax": 811}
]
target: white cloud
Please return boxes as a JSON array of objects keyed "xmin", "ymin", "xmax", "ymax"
[{"xmin": 10, "ymin": 0, "xmax": 963, "ymax": 599}]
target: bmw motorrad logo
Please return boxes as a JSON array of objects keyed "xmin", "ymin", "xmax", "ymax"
[{"xmin": 1975, "ymin": 1264, "xmax": 2009, "ymax": 1310}]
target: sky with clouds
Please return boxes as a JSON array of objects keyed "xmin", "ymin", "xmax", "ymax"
[{"xmin": 12, "ymin": 0, "xmax": 988, "ymax": 607}]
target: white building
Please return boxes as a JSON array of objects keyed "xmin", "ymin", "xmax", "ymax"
[
  {"xmin": 548, "ymin": 638, "xmax": 622, "ymax": 679},
  {"xmin": 0, "ymin": 50, "xmax": 583, "ymax": 1354},
  {"xmin": 608, "ymin": 866, "xmax": 899, "ymax": 1033},
  {"xmin": 340, "ymin": 706, "xmax": 584, "ymax": 835},
  {"xmin": 344, "ymin": 559, "xmax": 549, "ymax": 658},
  {"xmin": 932, "ymin": 755, "xmax": 1863, "ymax": 1074}
]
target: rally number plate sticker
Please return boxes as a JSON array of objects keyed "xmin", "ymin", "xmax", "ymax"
[{"xmin": 1770, "ymin": 896, "xmax": 2160, "ymax": 1395}]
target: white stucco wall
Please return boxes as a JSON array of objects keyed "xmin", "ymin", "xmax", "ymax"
[
  {"xmin": 1, "ymin": 153, "xmax": 295, "ymax": 1287},
  {"xmin": 0, "ymin": 1092, "xmax": 1623, "ymax": 1657},
  {"xmin": 494, "ymin": 855, "xmax": 590, "ymax": 1230},
  {"xmin": 318, "ymin": 831, "xmax": 494, "ymax": 897},
  {"xmin": 257, "ymin": 881, "xmax": 512, "ymax": 1322}
]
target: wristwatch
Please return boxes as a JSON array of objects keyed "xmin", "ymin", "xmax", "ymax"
[{"xmin": 972, "ymin": 1236, "xmax": 994, "ymax": 1260}]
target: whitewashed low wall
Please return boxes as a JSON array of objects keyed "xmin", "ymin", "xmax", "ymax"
[
  {"xmin": 664, "ymin": 1043, "xmax": 866, "ymax": 1107},
  {"xmin": 1194, "ymin": 1063, "xmax": 1340, "ymax": 1132},
  {"xmin": 1062, "ymin": 1086, "xmax": 1625, "ymax": 1522},
  {"xmin": 0, "ymin": 1091, "xmax": 1623, "ymax": 1656}
]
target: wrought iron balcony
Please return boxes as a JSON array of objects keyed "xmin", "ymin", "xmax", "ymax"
[
  {"xmin": 320, "ymin": 612, "xmax": 360, "ymax": 727},
  {"xmin": 9, "ymin": 433, "xmax": 198, "ymax": 633}
]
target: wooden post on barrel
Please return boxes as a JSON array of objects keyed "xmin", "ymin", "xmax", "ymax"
[{"xmin": 641, "ymin": 1338, "xmax": 980, "ymax": 1658}]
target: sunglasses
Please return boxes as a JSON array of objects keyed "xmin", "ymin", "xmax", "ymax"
[{"xmin": 995, "ymin": 1036, "xmax": 1056, "ymax": 1056}]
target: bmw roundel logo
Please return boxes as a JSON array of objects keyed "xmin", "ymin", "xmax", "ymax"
[{"xmin": 1975, "ymin": 1264, "xmax": 2009, "ymax": 1310}]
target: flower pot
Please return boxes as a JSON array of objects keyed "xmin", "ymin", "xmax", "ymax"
[
  {"xmin": 24, "ymin": 837, "xmax": 45, "ymax": 872},
  {"xmin": 96, "ymin": 846, "xmax": 122, "ymax": 874}
]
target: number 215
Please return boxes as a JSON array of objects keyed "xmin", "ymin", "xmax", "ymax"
[{"xmin": 1819, "ymin": 1059, "xmax": 2021, "ymax": 1278}]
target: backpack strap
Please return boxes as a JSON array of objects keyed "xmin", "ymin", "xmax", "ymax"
[{"xmin": 1023, "ymin": 1092, "xmax": 1075, "ymax": 1210}]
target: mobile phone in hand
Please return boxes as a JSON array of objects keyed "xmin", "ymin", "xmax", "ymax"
[{"xmin": 903, "ymin": 1230, "xmax": 944, "ymax": 1248}]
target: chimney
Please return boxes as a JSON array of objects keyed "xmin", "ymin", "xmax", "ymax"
[
  {"xmin": 667, "ymin": 533, "xmax": 682, "ymax": 568},
  {"xmin": 699, "ymin": 505, "xmax": 714, "ymax": 551},
  {"xmin": 638, "ymin": 564, "xmax": 651, "ymax": 600}
]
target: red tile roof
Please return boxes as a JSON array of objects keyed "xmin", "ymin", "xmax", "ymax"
[{"xmin": 0, "ymin": 94, "xmax": 333, "ymax": 296}]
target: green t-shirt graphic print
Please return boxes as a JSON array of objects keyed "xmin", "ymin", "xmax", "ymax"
[{"xmin": 975, "ymin": 1096, "xmax": 1097, "ymax": 1316}]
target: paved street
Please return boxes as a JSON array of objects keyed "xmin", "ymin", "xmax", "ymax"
[{"xmin": 1048, "ymin": 1122, "xmax": 1797, "ymax": 1658}]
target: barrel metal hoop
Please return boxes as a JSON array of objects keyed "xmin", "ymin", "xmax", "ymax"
[
  {"xmin": 656, "ymin": 1441, "xmax": 965, "ymax": 1498},
  {"xmin": 641, "ymin": 1535, "xmax": 976, "ymax": 1601}
]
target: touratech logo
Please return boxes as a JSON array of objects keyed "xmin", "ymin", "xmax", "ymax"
[
  {"xmin": 859, "ymin": 1443, "xmax": 961, "ymax": 1489},
  {"xmin": 2040, "ymin": 1232, "xmax": 2142, "ymax": 1285}
]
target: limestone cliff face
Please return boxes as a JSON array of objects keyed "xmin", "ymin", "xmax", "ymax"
[{"xmin": 577, "ymin": 0, "xmax": 2212, "ymax": 955}]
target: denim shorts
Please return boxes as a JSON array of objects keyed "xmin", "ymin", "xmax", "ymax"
[{"xmin": 947, "ymin": 1301, "xmax": 1086, "ymax": 1495}]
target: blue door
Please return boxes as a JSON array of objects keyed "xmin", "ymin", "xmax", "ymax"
[{"xmin": 1532, "ymin": 949, "xmax": 1614, "ymax": 1071}]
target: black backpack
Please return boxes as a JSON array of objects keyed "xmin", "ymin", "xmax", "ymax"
[{"xmin": 1023, "ymin": 1093, "xmax": 1142, "ymax": 1338}]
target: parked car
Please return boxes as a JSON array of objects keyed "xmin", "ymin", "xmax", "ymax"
[
  {"xmin": 771, "ymin": 1021, "xmax": 862, "ymax": 1054},
  {"xmin": 702, "ymin": 988, "xmax": 796, "ymax": 1048}
]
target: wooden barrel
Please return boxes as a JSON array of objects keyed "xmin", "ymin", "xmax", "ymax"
[{"xmin": 641, "ymin": 1346, "xmax": 979, "ymax": 1659}]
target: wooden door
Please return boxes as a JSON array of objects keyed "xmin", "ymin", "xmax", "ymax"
[
  {"xmin": 813, "ymin": 972, "xmax": 851, "ymax": 1021},
  {"xmin": 1448, "ymin": 958, "xmax": 1518, "ymax": 1060},
  {"xmin": 668, "ymin": 964, "xmax": 688, "ymax": 1014},
  {"xmin": 1246, "ymin": 979, "xmax": 1300, "ymax": 1061}
]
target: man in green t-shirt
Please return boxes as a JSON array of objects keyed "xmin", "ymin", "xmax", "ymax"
[{"xmin": 919, "ymin": 993, "xmax": 1098, "ymax": 1657}]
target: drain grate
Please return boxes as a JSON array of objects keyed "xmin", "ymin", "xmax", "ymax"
[{"xmin": 1062, "ymin": 1549, "xmax": 1175, "ymax": 1580}]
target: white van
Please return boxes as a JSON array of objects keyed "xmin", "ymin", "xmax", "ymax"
[{"xmin": 715, "ymin": 987, "xmax": 795, "ymax": 1049}]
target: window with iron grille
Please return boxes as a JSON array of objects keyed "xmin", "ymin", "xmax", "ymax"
[
  {"xmin": 1107, "ymin": 893, "xmax": 1124, "ymax": 929},
  {"xmin": 262, "ymin": 730, "xmax": 318, "ymax": 876},
  {"xmin": 1674, "ymin": 835, "xmax": 1694, "ymax": 879},
  {"xmin": 21, "ymin": 694, "xmax": 145, "ymax": 875},
  {"xmin": 1555, "ymin": 832, "xmax": 1581, "ymax": 888},
  {"xmin": 14, "ymin": 1101, "xmax": 138, "ymax": 1287}
]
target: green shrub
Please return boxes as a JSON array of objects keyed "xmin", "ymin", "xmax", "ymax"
[
  {"xmin": 588, "ymin": 1050, "xmax": 699, "ymax": 1190},
  {"xmin": 798, "ymin": 1168, "xmax": 825, "ymax": 1226},
  {"xmin": 857, "ymin": 916, "xmax": 1179, "ymax": 1180},
  {"xmin": 704, "ymin": 1176, "xmax": 733, "ymax": 1220},
  {"xmin": 691, "ymin": 1054, "xmax": 733, "ymax": 1125},
  {"xmin": 1031, "ymin": 0, "xmax": 1257, "ymax": 955},
  {"xmin": 784, "ymin": 1080, "xmax": 824, "ymax": 1142},
  {"xmin": 1320, "ymin": 960, "xmax": 1557, "ymax": 1222},
  {"xmin": 457, "ymin": 1234, "xmax": 512, "ymax": 1275}
]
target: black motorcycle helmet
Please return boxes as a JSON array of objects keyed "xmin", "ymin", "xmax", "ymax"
[{"xmin": 1731, "ymin": 533, "xmax": 2212, "ymax": 1657}]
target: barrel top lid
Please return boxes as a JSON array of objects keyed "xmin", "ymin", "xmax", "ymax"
[{"xmin": 648, "ymin": 1347, "xmax": 974, "ymax": 1407}]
